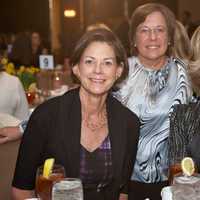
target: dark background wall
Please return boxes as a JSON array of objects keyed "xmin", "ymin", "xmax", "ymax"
[
  {"xmin": 0, "ymin": 0, "xmax": 49, "ymax": 37},
  {"xmin": 0, "ymin": 0, "xmax": 178, "ymax": 58},
  {"xmin": 0, "ymin": 0, "xmax": 177, "ymax": 35},
  {"xmin": 128, "ymin": 0, "xmax": 177, "ymax": 16}
]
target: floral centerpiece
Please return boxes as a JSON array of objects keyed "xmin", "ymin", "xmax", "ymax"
[{"xmin": 1, "ymin": 58, "xmax": 40, "ymax": 91}]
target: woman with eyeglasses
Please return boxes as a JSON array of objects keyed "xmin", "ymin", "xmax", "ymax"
[{"xmin": 115, "ymin": 3, "xmax": 192, "ymax": 200}]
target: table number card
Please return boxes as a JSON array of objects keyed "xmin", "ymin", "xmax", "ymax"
[{"xmin": 39, "ymin": 55, "xmax": 54, "ymax": 69}]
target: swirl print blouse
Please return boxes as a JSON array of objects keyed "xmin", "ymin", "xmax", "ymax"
[{"xmin": 115, "ymin": 57, "xmax": 192, "ymax": 183}]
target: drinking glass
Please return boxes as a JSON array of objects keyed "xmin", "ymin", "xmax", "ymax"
[
  {"xmin": 169, "ymin": 162, "xmax": 182, "ymax": 184},
  {"xmin": 161, "ymin": 186, "xmax": 173, "ymax": 200},
  {"xmin": 35, "ymin": 164, "xmax": 65, "ymax": 200},
  {"xmin": 26, "ymin": 91, "xmax": 36, "ymax": 105},
  {"xmin": 168, "ymin": 156, "xmax": 183, "ymax": 184},
  {"xmin": 172, "ymin": 173, "xmax": 200, "ymax": 199},
  {"xmin": 52, "ymin": 178, "xmax": 83, "ymax": 200},
  {"xmin": 52, "ymin": 70, "xmax": 64, "ymax": 90}
]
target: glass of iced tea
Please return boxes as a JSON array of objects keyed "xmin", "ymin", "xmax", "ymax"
[
  {"xmin": 169, "ymin": 163, "xmax": 182, "ymax": 184},
  {"xmin": 35, "ymin": 164, "xmax": 65, "ymax": 200},
  {"xmin": 26, "ymin": 91, "xmax": 36, "ymax": 105}
]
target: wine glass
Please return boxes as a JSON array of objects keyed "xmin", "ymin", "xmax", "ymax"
[
  {"xmin": 52, "ymin": 178, "xmax": 83, "ymax": 200},
  {"xmin": 35, "ymin": 164, "xmax": 65, "ymax": 200}
]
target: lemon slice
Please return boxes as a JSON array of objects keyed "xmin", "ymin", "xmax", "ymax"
[
  {"xmin": 28, "ymin": 83, "xmax": 37, "ymax": 93},
  {"xmin": 181, "ymin": 157, "xmax": 195, "ymax": 176},
  {"xmin": 43, "ymin": 158, "xmax": 55, "ymax": 178}
]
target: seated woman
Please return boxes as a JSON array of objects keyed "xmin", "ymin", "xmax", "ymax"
[
  {"xmin": 11, "ymin": 28, "xmax": 140, "ymax": 200},
  {"xmin": 169, "ymin": 26, "xmax": 200, "ymax": 172},
  {"xmin": 0, "ymin": 63, "xmax": 29, "ymax": 121}
]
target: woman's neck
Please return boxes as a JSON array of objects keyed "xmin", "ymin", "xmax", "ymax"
[
  {"xmin": 138, "ymin": 55, "xmax": 167, "ymax": 70},
  {"xmin": 79, "ymin": 88, "xmax": 107, "ymax": 116}
]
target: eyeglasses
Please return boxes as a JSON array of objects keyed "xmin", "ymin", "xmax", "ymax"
[{"xmin": 137, "ymin": 26, "xmax": 167, "ymax": 37}]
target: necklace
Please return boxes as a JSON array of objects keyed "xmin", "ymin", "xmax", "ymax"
[{"xmin": 82, "ymin": 109, "xmax": 107, "ymax": 132}]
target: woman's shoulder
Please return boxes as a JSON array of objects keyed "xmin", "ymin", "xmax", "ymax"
[
  {"xmin": 128, "ymin": 56, "xmax": 136, "ymax": 63},
  {"xmin": 0, "ymin": 72, "xmax": 22, "ymax": 92},
  {"xmin": 173, "ymin": 101, "xmax": 200, "ymax": 111},
  {"xmin": 172, "ymin": 57, "xmax": 188, "ymax": 71},
  {"xmin": 110, "ymin": 95, "xmax": 140, "ymax": 122},
  {"xmin": 127, "ymin": 56, "xmax": 137, "ymax": 68},
  {"xmin": 171, "ymin": 101, "xmax": 200, "ymax": 121},
  {"xmin": 33, "ymin": 88, "xmax": 79, "ymax": 116},
  {"xmin": 0, "ymin": 71, "xmax": 20, "ymax": 83}
]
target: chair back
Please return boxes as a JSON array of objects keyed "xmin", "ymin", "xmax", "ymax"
[{"xmin": 0, "ymin": 140, "xmax": 20, "ymax": 200}]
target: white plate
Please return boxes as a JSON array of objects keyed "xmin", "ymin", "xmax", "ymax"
[{"xmin": 0, "ymin": 113, "xmax": 20, "ymax": 128}]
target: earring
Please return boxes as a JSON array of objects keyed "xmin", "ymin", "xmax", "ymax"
[
  {"xmin": 116, "ymin": 75, "xmax": 120, "ymax": 80},
  {"xmin": 168, "ymin": 42, "xmax": 171, "ymax": 46},
  {"xmin": 134, "ymin": 43, "xmax": 137, "ymax": 47}
]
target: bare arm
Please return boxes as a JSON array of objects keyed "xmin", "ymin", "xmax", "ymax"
[
  {"xmin": 12, "ymin": 187, "xmax": 35, "ymax": 200},
  {"xmin": 0, "ymin": 126, "xmax": 22, "ymax": 144}
]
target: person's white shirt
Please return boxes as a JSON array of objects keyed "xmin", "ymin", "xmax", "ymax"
[{"xmin": 0, "ymin": 71, "xmax": 29, "ymax": 120}]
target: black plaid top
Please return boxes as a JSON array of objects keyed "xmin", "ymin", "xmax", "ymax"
[{"xmin": 80, "ymin": 135, "xmax": 113, "ymax": 189}]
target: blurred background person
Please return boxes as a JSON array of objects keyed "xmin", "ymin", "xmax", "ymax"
[
  {"xmin": 9, "ymin": 31, "xmax": 49, "ymax": 68},
  {"xmin": 115, "ymin": 3, "xmax": 192, "ymax": 200},
  {"xmin": 190, "ymin": 25, "xmax": 200, "ymax": 98},
  {"xmin": 9, "ymin": 32, "xmax": 32, "ymax": 68},
  {"xmin": 169, "ymin": 25, "xmax": 200, "ymax": 173},
  {"xmin": 0, "ymin": 60, "xmax": 29, "ymax": 120},
  {"xmin": 6, "ymin": 33, "xmax": 16, "ymax": 57},
  {"xmin": 0, "ymin": 34, "xmax": 7, "ymax": 57},
  {"xmin": 172, "ymin": 20, "xmax": 192, "ymax": 64},
  {"xmin": 12, "ymin": 28, "xmax": 140, "ymax": 200},
  {"xmin": 86, "ymin": 23, "xmax": 111, "ymax": 32},
  {"xmin": 30, "ymin": 31, "xmax": 49, "ymax": 67},
  {"xmin": 190, "ymin": 26, "xmax": 200, "ymax": 62}
]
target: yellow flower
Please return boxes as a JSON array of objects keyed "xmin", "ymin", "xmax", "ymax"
[
  {"xmin": 5, "ymin": 62, "xmax": 16, "ymax": 75},
  {"xmin": 19, "ymin": 66, "xmax": 25, "ymax": 72},
  {"xmin": 2, "ymin": 58, "xmax": 40, "ymax": 91},
  {"xmin": 29, "ymin": 66, "xmax": 40, "ymax": 74},
  {"xmin": 1, "ymin": 58, "xmax": 8, "ymax": 65},
  {"xmin": 26, "ymin": 68, "xmax": 34, "ymax": 74}
]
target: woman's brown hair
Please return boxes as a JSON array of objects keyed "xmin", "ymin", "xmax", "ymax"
[{"xmin": 70, "ymin": 28, "xmax": 129, "ymax": 89}]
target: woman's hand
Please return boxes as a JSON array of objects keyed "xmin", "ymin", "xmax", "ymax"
[
  {"xmin": 119, "ymin": 193, "xmax": 128, "ymax": 200},
  {"xmin": 0, "ymin": 126, "xmax": 22, "ymax": 144},
  {"xmin": 12, "ymin": 187, "xmax": 35, "ymax": 200}
]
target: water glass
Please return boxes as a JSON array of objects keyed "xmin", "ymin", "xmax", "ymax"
[
  {"xmin": 52, "ymin": 178, "xmax": 83, "ymax": 200},
  {"xmin": 35, "ymin": 164, "xmax": 65, "ymax": 200},
  {"xmin": 161, "ymin": 186, "xmax": 173, "ymax": 200}
]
